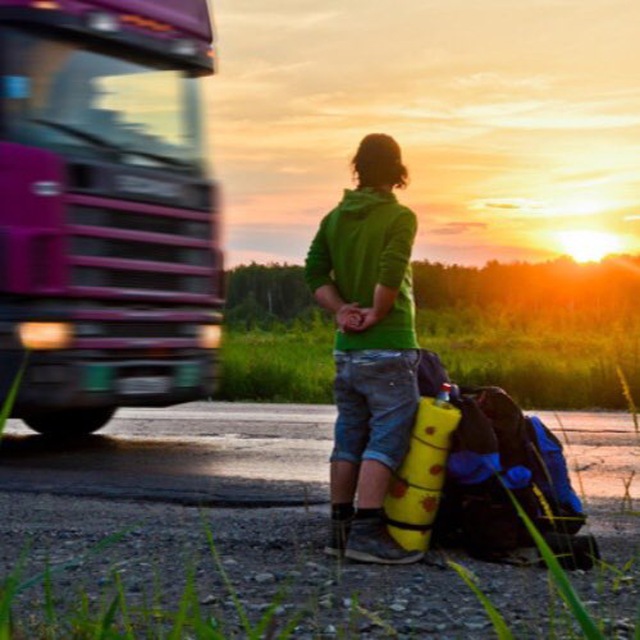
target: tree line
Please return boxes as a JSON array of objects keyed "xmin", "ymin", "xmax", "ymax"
[{"xmin": 224, "ymin": 255, "xmax": 640, "ymax": 328}]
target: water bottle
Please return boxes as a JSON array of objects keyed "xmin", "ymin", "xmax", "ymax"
[{"xmin": 433, "ymin": 382, "xmax": 452, "ymax": 407}]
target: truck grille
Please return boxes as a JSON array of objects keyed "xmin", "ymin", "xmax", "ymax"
[
  {"xmin": 77, "ymin": 322, "xmax": 194, "ymax": 339},
  {"xmin": 66, "ymin": 203, "xmax": 217, "ymax": 301},
  {"xmin": 72, "ymin": 268, "xmax": 210, "ymax": 295},
  {"xmin": 70, "ymin": 237, "xmax": 212, "ymax": 268},
  {"xmin": 69, "ymin": 206, "xmax": 210, "ymax": 239}
]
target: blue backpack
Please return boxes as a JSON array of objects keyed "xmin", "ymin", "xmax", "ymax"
[
  {"xmin": 526, "ymin": 414, "xmax": 585, "ymax": 530},
  {"xmin": 445, "ymin": 387, "xmax": 586, "ymax": 535}
]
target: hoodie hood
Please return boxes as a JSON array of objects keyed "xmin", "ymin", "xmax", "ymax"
[{"xmin": 338, "ymin": 188, "xmax": 397, "ymax": 217}]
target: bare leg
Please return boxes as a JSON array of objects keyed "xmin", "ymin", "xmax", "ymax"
[
  {"xmin": 355, "ymin": 459, "xmax": 392, "ymax": 509},
  {"xmin": 330, "ymin": 460, "xmax": 359, "ymax": 504}
]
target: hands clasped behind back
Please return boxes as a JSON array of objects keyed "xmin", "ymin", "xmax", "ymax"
[{"xmin": 336, "ymin": 304, "xmax": 378, "ymax": 333}]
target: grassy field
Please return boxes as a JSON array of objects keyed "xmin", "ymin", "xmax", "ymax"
[{"xmin": 218, "ymin": 308, "xmax": 640, "ymax": 409}]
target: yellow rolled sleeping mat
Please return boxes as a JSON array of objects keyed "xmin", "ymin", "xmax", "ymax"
[{"xmin": 384, "ymin": 396, "xmax": 461, "ymax": 551}]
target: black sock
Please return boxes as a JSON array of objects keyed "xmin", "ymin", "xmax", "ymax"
[
  {"xmin": 355, "ymin": 507, "xmax": 383, "ymax": 521},
  {"xmin": 331, "ymin": 503, "xmax": 355, "ymax": 521}
]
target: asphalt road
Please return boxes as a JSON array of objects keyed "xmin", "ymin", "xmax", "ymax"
[{"xmin": 1, "ymin": 402, "xmax": 638, "ymax": 507}]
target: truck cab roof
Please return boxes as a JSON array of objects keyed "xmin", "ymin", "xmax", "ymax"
[{"xmin": 0, "ymin": 0, "xmax": 213, "ymax": 43}]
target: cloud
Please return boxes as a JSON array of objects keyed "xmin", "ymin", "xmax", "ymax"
[
  {"xmin": 431, "ymin": 222, "xmax": 488, "ymax": 236},
  {"xmin": 451, "ymin": 98, "xmax": 640, "ymax": 131},
  {"xmin": 485, "ymin": 202, "xmax": 522, "ymax": 210},
  {"xmin": 452, "ymin": 72, "xmax": 552, "ymax": 92},
  {"xmin": 412, "ymin": 239, "xmax": 555, "ymax": 267},
  {"xmin": 471, "ymin": 199, "xmax": 545, "ymax": 213}
]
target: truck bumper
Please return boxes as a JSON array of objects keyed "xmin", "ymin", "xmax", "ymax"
[{"xmin": 3, "ymin": 351, "xmax": 220, "ymax": 416}]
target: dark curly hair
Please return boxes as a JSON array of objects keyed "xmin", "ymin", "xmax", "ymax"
[{"xmin": 351, "ymin": 133, "xmax": 409, "ymax": 190}]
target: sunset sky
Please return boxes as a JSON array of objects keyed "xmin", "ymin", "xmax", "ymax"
[{"xmin": 206, "ymin": 0, "xmax": 640, "ymax": 268}]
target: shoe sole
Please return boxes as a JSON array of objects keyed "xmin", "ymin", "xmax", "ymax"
[
  {"xmin": 323, "ymin": 546, "xmax": 344, "ymax": 558},
  {"xmin": 344, "ymin": 549, "xmax": 424, "ymax": 565}
]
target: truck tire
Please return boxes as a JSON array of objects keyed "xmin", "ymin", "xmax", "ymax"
[{"xmin": 22, "ymin": 407, "xmax": 117, "ymax": 437}]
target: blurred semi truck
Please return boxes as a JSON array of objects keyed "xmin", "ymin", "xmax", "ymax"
[{"xmin": 0, "ymin": 0, "xmax": 223, "ymax": 436}]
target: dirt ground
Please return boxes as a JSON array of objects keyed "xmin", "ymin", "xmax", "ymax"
[
  {"xmin": 2, "ymin": 404, "xmax": 638, "ymax": 637},
  {"xmin": 1, "ymin": 489, "xmax": 638, "ymax": 639}
]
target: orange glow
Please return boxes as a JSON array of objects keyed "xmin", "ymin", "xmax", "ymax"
[
  {"xmin": 32, "ymin": 1, "xmax": 60, "ymax": 9},
  {"xmin": 206, "ymin": 2, "xmax": 640, "ymax": 268},
  {"xmin": 18, "ymin": 322, "xmax": 72, "ymax": 350},
  {"xmin": 121, "ymin": 14, "xmax": 172, "ymax": 32}
]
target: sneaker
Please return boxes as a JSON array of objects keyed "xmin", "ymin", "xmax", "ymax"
[
  {"xmin": 324, "ymin": 517, "xmax": 352, "ymax": 557},
  {"xmin": 344, "ymin": 517, "xmax": 424, "ymax": 565}
]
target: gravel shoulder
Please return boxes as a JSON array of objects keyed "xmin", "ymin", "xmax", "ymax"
[{"xmin": 2, "ymin": 491, "xmax": 639, "ymax": 639}]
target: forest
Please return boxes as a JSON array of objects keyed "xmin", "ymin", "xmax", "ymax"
[{"xmin": 224, "ymin": 255, "xmax": 640, "ymax": 328}]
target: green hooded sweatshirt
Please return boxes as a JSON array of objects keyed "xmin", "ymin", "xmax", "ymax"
[{"xmin": 304, "ymin": 188, "xmax": 419, "ymax": 350}]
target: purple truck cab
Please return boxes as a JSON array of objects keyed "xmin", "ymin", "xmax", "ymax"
[{"xmin": 0, "ymin": 0, "xmax": 223, "ymax": 436}]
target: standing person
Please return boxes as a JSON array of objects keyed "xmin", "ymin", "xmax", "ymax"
[{"xmin": 304, "ymin": 133, "xmax": 422, "ymax": 565}]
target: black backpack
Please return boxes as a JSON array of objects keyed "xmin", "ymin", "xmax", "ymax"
[
  {"xmin": 414, "ymin": 350, "xmax": 598, "ymax": 569},
  {"xmin": 416, "ymin": 349, "xmax": 451, "ymax": 398}
]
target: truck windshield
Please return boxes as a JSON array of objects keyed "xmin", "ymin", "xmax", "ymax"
[{"xmin": 1, "ymin": 27, "xmax": 206, "ymax": 172}]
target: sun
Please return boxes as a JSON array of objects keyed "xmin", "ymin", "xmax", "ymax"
[{"xmin": 556, "ymin": 230, "xmax": 623, "ymax": 263}]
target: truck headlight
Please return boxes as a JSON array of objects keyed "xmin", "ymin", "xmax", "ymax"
[
  {"xmin": 198, "ymin": 324, "xmax": 222, "ymax": 349},
  {"xmin": 31, "ymin": 1, "xmax": 61, "ymax": 9},
  {"xmin": 18, "ymin": 322, "xmax": 72, "ymax": 350}
]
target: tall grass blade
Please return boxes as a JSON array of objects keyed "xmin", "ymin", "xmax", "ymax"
[
  {"xmin": 252, "ymin": 589, "xmax": 306, "ymax": 640},
  {"xmin": 251, "ymin": 600, "xmax": 282, "ymax": 639},
  {"xmin": 0, "ymin": 545, "xmax": 32, "ymax": 640},
  {"xmin": 97, "ymin": 593, "xmax": 121, "ymax": 639},
  {"xmin": 167, "ymin": 565, "xmax": 225, "ymax": 640},
  {"xmin": 352, "ymin": 601, "xmax": 398, "ymax": 637},
  {"xmin": 0, "ymin": 532, "xmax": 131, "ymax": 638},
  {"xmin": 0, "ymin": 578, "xmax": 16, "ymax": 640},
  {"xmin": 201, "ymin": 519, "xmax": 253, "ymax": 636},
  {"xmin": 505, "ymin": 488, "xmax": 605, "ymax": 639},
  {"xmin": 114, "ymin": 571, "xmax": 135, "ymax": 639},
  {"xmin": 251, "ymin": 598, "xmax": 283, "ymax": 639},
  {"xmin": 190, "ymin": 613, "xmax": 224, "ymax": 640},
  {"xmin": 199, "ymin": 515, "xmax": 303, "ymax": 639},
  {"xmin": 0, "ymin": 354, "xmax": 28, "ymax": 439},
  {"xmin": 167, "ymin": 572, "xmax": 194, "ymax": 640},
  {"xmin": 597, "ymin": 556, "xmax": 637, "ymax": 592},
  {"xmin": 617, "ymin": 365, "xmax": 639, "ymax": 434},
  {"xmin": 277, "ymin": 609, "xmax": 307, "ymax": 639},
  {"xmin": 448, "ymin": 561, "xmax": 514, "ymax": 639},
  {"xmin": 43, "ymin": 561, "xmax": 57, "ymax": 636}
]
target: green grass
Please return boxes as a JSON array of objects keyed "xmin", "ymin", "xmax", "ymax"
[
  {"xmin": 219, "ymin": 309, "xmax": 640, "ymax": 409},
  {"xmin": 448, "ymin": 561, "xmax": 515, "ymax": 640},
  {"xmin": 0, "ymin": 354, "xmax": 27, "ymax": 440},
  {"xmin": 217, "ymin": 321, "xmax": 335, "ymax": 404},
  {"xmin": 1, "ymin": 528, "xmax": 307, "ymax": 639}
]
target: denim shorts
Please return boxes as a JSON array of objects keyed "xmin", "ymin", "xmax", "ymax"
[{"xmin": 331, "ymin": 349, "xmax": 420, "ymax": 471}]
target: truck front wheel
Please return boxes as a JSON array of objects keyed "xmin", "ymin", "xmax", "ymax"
[{"xmin": 22, "ymin": 407, "xmax": 117, "ymax": 437}]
